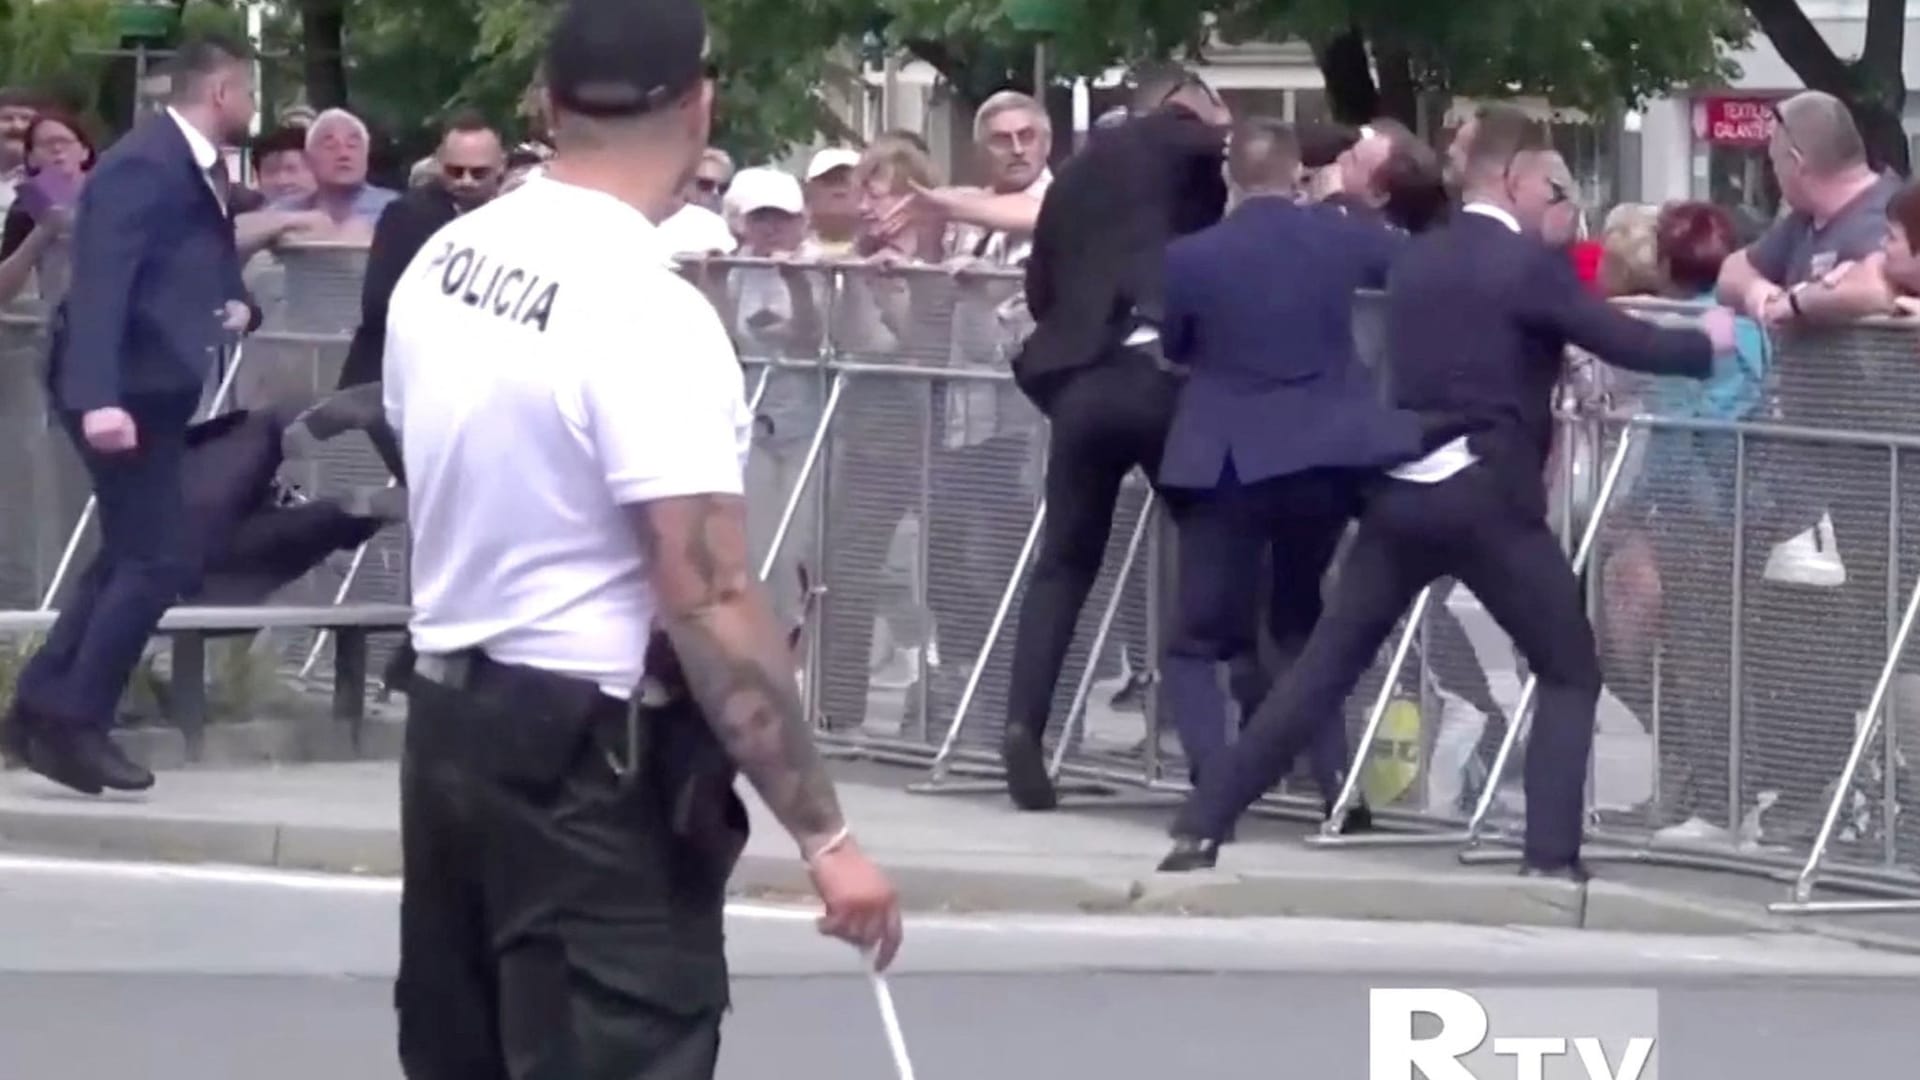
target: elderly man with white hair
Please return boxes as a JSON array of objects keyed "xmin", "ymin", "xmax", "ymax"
[{"xmin": 269, "ymin": 107, "xmax": 399, "ymax": 236}]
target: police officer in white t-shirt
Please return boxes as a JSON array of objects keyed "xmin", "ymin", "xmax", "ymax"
[{"xmin": 381, "ymin": 0, "xmax": 901, "ymax": 1074}]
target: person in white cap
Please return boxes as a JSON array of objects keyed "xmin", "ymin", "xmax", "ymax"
[
  {"xmin": 802, "ymin": 146, "xmax": 861, "ymax": 255},
  {"xmin": 714, "ymin": 166, "xmax": 824, "ymax": 630}
]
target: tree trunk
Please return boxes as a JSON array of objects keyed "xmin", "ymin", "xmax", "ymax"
[
  {"xmin": 1373, "ymin": 42, "xmax": 1419, "ymax": 128},
  {"xmin": 298, "ymin": 0, "xmax": 348, "ymax": 109},
  {"xmin": 1745, "ymin": 0, "xmax": 1909, "ymax": 174},
  {"xmin": 1312, "ymin": 28, "xmax": 1380, "ymax": 125}
]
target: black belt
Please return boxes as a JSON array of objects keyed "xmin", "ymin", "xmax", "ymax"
[{"xmin": 411, "ymin": 649, "xmax": 644, "ymax": 780}]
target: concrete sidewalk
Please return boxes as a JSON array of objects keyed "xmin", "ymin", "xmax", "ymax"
[{"xmin": 0, "ymin": 759, "xmax": 1916, "ymax": 952}]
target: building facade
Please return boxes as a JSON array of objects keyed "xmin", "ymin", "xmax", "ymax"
[{"xmin": 1635, "ymin": 0, "xmax": 1920, "ymax": 217}]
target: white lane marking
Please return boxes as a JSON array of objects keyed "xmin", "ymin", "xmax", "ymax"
[{"xmin": 0, "ymin": 854, "xmax": 1914, "ymax": 976}]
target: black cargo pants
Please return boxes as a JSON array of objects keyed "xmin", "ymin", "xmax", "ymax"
[{"xmin": 396, "ymin": 650, "xmax": 748, "ymax": 1080}]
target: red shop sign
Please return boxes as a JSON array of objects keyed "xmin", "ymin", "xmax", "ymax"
[{"xmin": 1700, "ymin": 97, "xmax": 1778, "ymax": 147}]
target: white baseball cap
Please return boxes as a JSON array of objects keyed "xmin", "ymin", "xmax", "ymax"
[
  {"xmin": 805, "ymin": 147, "xmax": 861, "ymax": 181},
  {"xmin": 725, "ymin": 166, "xmax": 805, "ymax": 216}
]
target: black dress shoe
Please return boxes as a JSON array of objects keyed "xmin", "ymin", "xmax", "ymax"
[
  {"xmin": 24, "ymin": 726, "xmax": 153, "ymax": 795},
  {"xmin": 1157, "ymin": 836, "xmax": 1220, "ymax": 873},
  {"xmin": 1519, "ymin": 860, "xmax": 1592, "ymax": 885},
  {"xmin": 1001, "ymin": 724, "xmax": 1057, "ymax": 812}
]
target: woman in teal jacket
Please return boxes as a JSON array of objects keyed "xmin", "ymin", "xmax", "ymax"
[{"xmin": 1617, "ymin": 201, "xmax": 1771, "ymax": 843}]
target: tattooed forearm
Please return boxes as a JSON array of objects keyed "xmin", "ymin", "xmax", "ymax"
[{"xmin": 628, "ymin": 495, "xmax": 845, "ymax": 849}]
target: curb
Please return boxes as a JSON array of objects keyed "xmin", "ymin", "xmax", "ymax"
[{"xmin": 4, "ymin": 803, "xmax": 1914, "ymax": 953}]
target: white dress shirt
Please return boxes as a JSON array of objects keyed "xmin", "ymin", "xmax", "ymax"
[{"xmin": 166, "ymin": 108, "xmax": 224, "ymax": 208}]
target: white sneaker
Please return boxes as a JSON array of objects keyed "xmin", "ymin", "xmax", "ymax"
[
  {"xmin": 1764, "ymin": 513, "xmax": 1846, "ymax": 587},
  {"xmin": 1652, "ymin": 816, "xmax": 1734, "ymax": 846}
]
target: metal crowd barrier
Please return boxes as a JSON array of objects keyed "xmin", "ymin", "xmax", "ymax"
[
  {"xmin": 6, "ymin": 247, "xmax": 1920, "ymax": 919},
  {"xmin": 678, "ymin": 257, "xmax": 1920, "ymax": 918}
]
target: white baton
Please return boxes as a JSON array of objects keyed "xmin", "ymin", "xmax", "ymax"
[{"xmin": 863, "ymin": 947, "xmax": 916, "ymax": 1080}]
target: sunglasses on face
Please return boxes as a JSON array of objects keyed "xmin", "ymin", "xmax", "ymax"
[
  {"xmin": 693, "ymin": 176, "xmax": 729, "ymax": 194},
  {"xmin": 442, "ymin": 165, "xmax": 497, "ymax": 181}
]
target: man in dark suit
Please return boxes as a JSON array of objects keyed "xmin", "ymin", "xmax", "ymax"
[
  {"xmin": 2, "ymin": 35, "xmax": 260, "ymax": 795},
  {"xmin": 1160, "ymin": 104, "xmax": 1736, "ymax": 877},
  {"xmin": 335, "ymin": 111, "xmax": 505, "ymax": 479},
  {"xmin": 1157, "ymin": 119, "xmax": 1480, "ymax": 819},
  {"xmin": 999, "ymin": 63, "xmax": 1232, "ymax": 811}
]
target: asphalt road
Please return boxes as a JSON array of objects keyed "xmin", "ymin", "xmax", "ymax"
[{"xmin": 1, "ymin": 854, "xmax": 1917, "ymax": 1079}]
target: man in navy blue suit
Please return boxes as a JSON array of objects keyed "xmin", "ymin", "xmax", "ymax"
[
  {"xmin": 1162, "ymin": 104, "xmax": 1735, "ymax": 876},
  {"xmin": 3, "ymin": 35, "xmax": 260, "ymax": 795},
  {"xmin": 1155, "ymin": 119, "xmax": 1479, "ymax": 821}
]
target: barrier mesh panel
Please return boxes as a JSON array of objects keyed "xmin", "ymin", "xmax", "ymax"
[{"xmin": 0, "ymin": 315, "xmax": 90, "ymax": 610}]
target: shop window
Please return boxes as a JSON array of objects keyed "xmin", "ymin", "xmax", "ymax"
[{"xmin": 1707, "ymin": 144, "xmax": 1781, "ymax": 221}]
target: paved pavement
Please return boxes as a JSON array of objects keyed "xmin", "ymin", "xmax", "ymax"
[
  {"xmin": 3, "ymin": 755, "xmax": 1920, "ymax": 954},
  {"xmin": 1, "ymin": 854, "xmax": 1917, "ymax": 1079}
]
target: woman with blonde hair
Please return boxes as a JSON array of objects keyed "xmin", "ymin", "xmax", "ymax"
[
  {"xmin": 1598, "ymin": 202, "xmax": 1665, "ymax": 298},
  {"xmin": 816, "ymin": 131, "xmax": 960, "ymax": 733}
]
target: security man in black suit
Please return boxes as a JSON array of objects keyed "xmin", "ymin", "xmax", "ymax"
[
  {"xmin": 1161, "ymin": 104, "xmax": 1737, "ymax": 878},
  {"xmin": 338, "ymin": 111, "xmax": 506, "ymax": 480},
  {"xmin": 999, "ymin": 63, "xmax": 1233, "ymax": 811},
  {"xmin": 1157, "ymin": 119, "xmax": 1481, "ymax": 819}
]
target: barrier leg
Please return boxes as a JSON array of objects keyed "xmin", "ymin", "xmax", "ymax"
[
  {"xmin": 1047, "ymin": 489, "xmax": 1156, "ymax": 780},
  {"xmin": 333, "ymin": 627, "xmax": 368, "ymax": 753},
  {"xmin": 1769, "ymin": 564, "xmax": 1920, "ymax": 914},
  {"xmin": 1314, "ymin": 426, "xmax": 1639, "ymax": 855},
  {"xmin": 759, "ymin": 376, "xmax": 843, "ymax": 584},
  {"xmin": 1306, "ymin": 588, "xmax": 1434, "ymax": 844},
  {"xmin": 293, "ymin": 477, "xmax": 396, "ymax": 679},
  {"xmin": 909, "ymin": 487, "xmax": 1168, "ymax": 803},
  {"xmin": 746, "ymin": 365, "xmax": 773, "ymax": 412},
  {"xmin": 910, "ymin": 503, "xmax": 1043, "ymax": 786},
  {"xmin": 170, "ymin": 631, "xmax": 208, "ymax": 762}
]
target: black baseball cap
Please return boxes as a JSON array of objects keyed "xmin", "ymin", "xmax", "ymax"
[
  {"xmin": 1299, "ymin": 121, "xmax": 1360, "ymax": 169},
  {"xmin": 545, "ymin": 0, "xmax": 709, "ymax": 118}
]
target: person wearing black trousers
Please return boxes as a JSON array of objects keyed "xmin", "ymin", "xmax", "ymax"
[
  {"xmin": 1161, "ymin": 104, "xmax": 1734, "ymax": 879},
  {"xmin": 997, "ymin": 64, "xmax": 1234, "ymax": 810}
]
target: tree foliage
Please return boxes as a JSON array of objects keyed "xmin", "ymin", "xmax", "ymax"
[
  {"xmin": 291, "ymin": 0, "xmax": 1750, "ymax": 164},
  {"xmin": 1742, "ymin": 0, "xmax": 1909, "ymax": 175},
  {"xmin": 0, "ymin": 0, "xmax": 119, "ymax": 114}
]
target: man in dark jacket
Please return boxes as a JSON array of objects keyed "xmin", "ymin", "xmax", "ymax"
[
  {"xmin": 999, "ymin": 63, "xmax": 1231, "ymax": 811},
  {"xmin": 1155, "ymin": 119, "xmax": 1482, "ymax": 814},
  {"xmin": 1162, "ymin": 104, "xmax": 1735, "ymax": 877},
  {"xmin": 338, "ymin": 112, "xmax": 504, "ymax": 479}
]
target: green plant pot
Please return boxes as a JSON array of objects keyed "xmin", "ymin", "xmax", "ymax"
[{"xmin": 114, "ymin": 2, "xmax": 179, "ymax": 42}]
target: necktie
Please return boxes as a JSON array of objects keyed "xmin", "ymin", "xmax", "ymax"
[{"xmin": 206, "ymin": 161, "xmax": 231, "ymax": 210}]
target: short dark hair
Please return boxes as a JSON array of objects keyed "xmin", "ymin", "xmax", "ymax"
[
  {"xmin": 24, "ymin": 109, "xmax": 96, "ymax": 171},
  {"xmin": 1463, "ymin": 103, "xmax": 1546, "ymax": 181},
  {"xmin": 167, "ymin": 33, "xmax": 253, "ymax": 101},
  {"xmin": 443, "ymin": 108, "xmax": 495, "ymax": 137},
  {"xmin": 1380, "ymin": 142, "xmax": 1451, "ymax": 234},
  {"xmin": 1656, "ymin": 201, "xmax": 1739, "ymax": 294},
  {"xmin": 1226, "ymin": 117, "xmax": 1299, "ymax": 192},
  {"xmin": 249, "ymin": 125, "xmax": 307, "ymax": 172}
]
